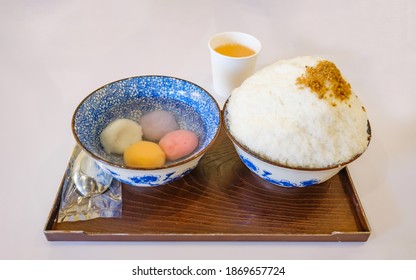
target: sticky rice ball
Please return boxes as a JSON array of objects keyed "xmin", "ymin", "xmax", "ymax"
[
  {"xmin": 140, "ymin": 110, "xmax": 179, "ymax": 141},
  {"xmin": 226, "ymin": 56, "xmax": 370, "ymax": 169},
  {"xmin": 159, "ymin": 130, "xmax": 198, "ymax": 161},
  {"xmin": 99, "ymin": 118, "xmax": 143, "ymax": 154},
  {"xmin": 124, "ymin": 141, "xmax": 166, "ymax": 168}
]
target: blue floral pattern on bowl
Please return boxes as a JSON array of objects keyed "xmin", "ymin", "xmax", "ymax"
[
  {"xmin": 240, "ymin": 155, "xmax": 320, "ymax": 187},
  {"xmin": 103, "ymin": 166, "xmax": 195, "ymax": 187}
]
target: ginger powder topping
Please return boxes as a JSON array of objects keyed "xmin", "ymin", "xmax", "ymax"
[{"xmin": 296, "ymin": 60, "xmax": 352, "ymax": 106}]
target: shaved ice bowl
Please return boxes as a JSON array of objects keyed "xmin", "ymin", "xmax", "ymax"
[
  {"xmin": 222, "ymin": 98, "xmax": 371, "ymax": 188},
  {"xmin": 72, "ymin": 76, "xmax": 221, "ymax": 187}
]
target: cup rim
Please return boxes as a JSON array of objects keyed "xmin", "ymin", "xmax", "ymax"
[
  {"xmin": 72, "ymin": 75, "xmax": 222, "ymax": 171},
  {"xmin": 208, "ymin": 31, "xmax": 262, "ymax": 60}
]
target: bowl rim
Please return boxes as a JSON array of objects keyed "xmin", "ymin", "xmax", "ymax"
[
  {"xmin": 72, "ymin": 75, "xmax": 222, "ymax": 171},
  {"xmin": 222, "ymin": 97, "xmax": 372, "ymax": 172}
]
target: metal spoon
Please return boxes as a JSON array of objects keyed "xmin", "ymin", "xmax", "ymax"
[{"xmin": 71, "ymin": 150, "xmax": 113, "ymax": 197}]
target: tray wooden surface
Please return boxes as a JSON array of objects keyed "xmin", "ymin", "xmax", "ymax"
[{"xmin": 44, "ymin": 128, "xmax": 370, "ymax": 241}]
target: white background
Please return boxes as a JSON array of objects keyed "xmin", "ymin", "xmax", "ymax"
[{"xmin": 0, "ymin": 0, "xmax": 415, "ymax": 259}]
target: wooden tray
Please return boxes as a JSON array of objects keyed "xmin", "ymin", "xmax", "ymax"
[{"xmin": 44, "ymin": 128, "xmax": 370, "ymax": 241}]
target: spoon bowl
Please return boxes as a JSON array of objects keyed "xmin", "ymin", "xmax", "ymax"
[{"xmin": 71, "ymin": 150, "xmax": 113, "ymax": 197}]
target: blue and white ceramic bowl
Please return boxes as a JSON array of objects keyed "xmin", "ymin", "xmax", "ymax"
[
  {"xmin": 72, "ymin": 76, "xmax": 221, "ymax": 187},
  {"xmin": 222, "ymin": 99, "xmax": 371, "ymax": 188}
]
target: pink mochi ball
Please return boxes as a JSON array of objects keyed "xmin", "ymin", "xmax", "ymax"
[
  {"xmin": 139, "ymin": 110, "xmax": 179, "ymax": 141},
  {"xmin": 159, "ymin": 130, "xmax": 199, "ymax": 161}
]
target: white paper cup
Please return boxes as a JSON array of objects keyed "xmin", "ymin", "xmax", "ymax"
[{"xmin": 208, "ymin": 31, "xmax": 261, "ymax": 97}]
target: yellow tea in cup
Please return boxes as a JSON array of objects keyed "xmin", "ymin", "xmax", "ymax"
[{"xmin": 214, "ymin": 43, "xmax": 255, "ymax": 57}]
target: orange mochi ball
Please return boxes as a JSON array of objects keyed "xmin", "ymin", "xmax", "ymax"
[
  {"xmin": 124, "ymin": 141, "xmax": 166, "ymax": 168},
  {"xmin": 159, "ymin": 130, "xmax": 198, "ymax": 161}
]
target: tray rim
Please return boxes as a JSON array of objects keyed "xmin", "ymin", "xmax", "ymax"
[{"xmin": 44, "ymin": 145, "xmax": 371, "ymax": 242}]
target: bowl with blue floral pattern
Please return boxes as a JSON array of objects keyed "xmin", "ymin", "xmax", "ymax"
[
  {"xmin": 222, "ymin": 99, "xmax": 369, "ymax": 188},
  {"xmin": 72, "ymin": 76, "xmax": 221, "ymax": 187}
]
